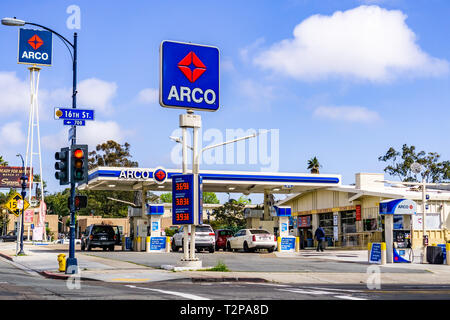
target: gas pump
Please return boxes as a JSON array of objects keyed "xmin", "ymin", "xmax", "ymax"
[{"xmin": 379, "ymin": 199, "xmax": 417, "ymax": 263}]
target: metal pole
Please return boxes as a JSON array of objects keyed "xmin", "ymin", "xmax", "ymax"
[
  {"xmin": 17, "ymin": 154, "xmax": 26, "ymax": 255},
  {"xmin": 422, "ymin": 179, "xmax": 427, "ymax": 263},
  {"xmin": 66, "ymin": 32, "xmax": 78, "ymax": 274},
  {"xmin": 190, "ymin": 125, "xmax": 199, "ymax": 261},
  {"xmin": 182, "ymin": 125, "xmax": 189, "ymax": 260}
]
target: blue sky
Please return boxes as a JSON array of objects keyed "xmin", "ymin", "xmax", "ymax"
[{"xmin": 1, "ymin": 0, "xmax": 450, "ymax": 203}]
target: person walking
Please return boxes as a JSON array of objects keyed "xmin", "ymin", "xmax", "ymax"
[{"xmin": 314, "ymin": 226, "xmax": 325, "ymax": 252}]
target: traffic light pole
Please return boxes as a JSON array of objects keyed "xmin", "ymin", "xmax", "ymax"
[{"xmin": 66, "ymin": 32, "xmax": 78, "ymax": 274}]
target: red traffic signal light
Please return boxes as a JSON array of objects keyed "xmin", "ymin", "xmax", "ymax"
[{"xmin": 73, "ymin": 148, "xmax": 84, "ymax": 159}]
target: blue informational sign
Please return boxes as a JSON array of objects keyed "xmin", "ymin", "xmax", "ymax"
[
  {"xmin": 125, "ymin": 237, "xmax": 132, "ymax": 250},
  {"xmin": 369, "ymin": 243, "xmax": 382, "ymax": 264},
  {"xmin": 63, "ymin": 119, "xmax": 86, "ymax": 126},
  {"xmin": 160, "ymin": 40, "xmax": 219, "ymax": 112},
  {"xmin": 172, "ymin": 174, "xmax": 202, "ymax": 225},
  {"xmin": 18, "ymin": 28, "xmax": 52, "ymax": 66},
  {"xmin": 150, "ymin": 237, "xmax": 166, "ymax": 251},
  {"xmin": 152, "ymin": 221, "xmax": 159, "ymax": 232},
  {"xmin": 280, "ymin": 237, "xmax": 296, "ymax": 251},
  {"xmin": 54, "ymin": 108, "xmax": 95, "ymax": 121}
]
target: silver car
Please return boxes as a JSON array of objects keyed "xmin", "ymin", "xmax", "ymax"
[{"xmin": 171, "ymin": 224, "xmax": 215, "ymax": 253}]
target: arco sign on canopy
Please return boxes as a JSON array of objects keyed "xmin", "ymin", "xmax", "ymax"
[
  {"xmin": 160, "ymin": 40, "xmax": 219, "ymax": 111},
  {"xmin": 18, "ymin": 28, "xmax": 52, "ymax": 66}
]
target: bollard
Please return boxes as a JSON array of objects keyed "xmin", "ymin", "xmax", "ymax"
[
  {"xmin": 122, "ymin": 236, "xmax": 126, "ymax": 251},
  {"xmin": 295, "ymin": 237, "xmax": 300, "ymax": 252},
  {"xmin": 166, "ymin": 236, "xmax": 171, "ymax": 253},
  {"xmin": 447, "ymin": 243, "xmax": 450, "ymax": 266},
  {"xmin": 146, "ymin": 236, "xmax": 151, "ymax": 253},
  {"xmin": 277, "ymin": 237, "xmax": 281, "ymax": 252},
  {"xmin": 368, "ymin": 242, "xmax": 372, "ymax": 263},
  {"xmin": 381, "ymin": 242, "xmax": 387, "ymax": 265},
  {"xmin": 135, "ymin": 237, "xmax": 141, "ymax": 252}
]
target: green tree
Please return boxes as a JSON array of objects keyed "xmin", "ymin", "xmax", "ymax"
[
  {"xmin": 211, "ymin": 198, "xmax": 247, "ymax": 231},
  {"xmin": 160, "ymin": 193, "xmax": 172, "ymax": 203},
  {"xmin": 307, "ymin": 156, "xmax": 321, "ymax": 174},
  {"xmin": 88, "ymin": 140, "xmax": 138, "ymax": 169},
  {"xmin": 0, "ymin": 156, "xmax": 8, "ymax": 166},
  {"xmin": 378, "ymin": 144, "xmax": 450, "ymax": 183},
  {"xmin": 203, "ymin": 192, "xmax": 220, "ymax": 204}
]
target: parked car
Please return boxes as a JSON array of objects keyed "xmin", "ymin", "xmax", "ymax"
[
  {"xmin": 227, "ymin": 229, "xmax": 277, "ymax": 253},
  {"xmin": 0, "ymin": 231, "xmax": 25, "ymax": 242},
  {"xmin": 80, "ymin": 225, "xmax": 117, "ymax": 251},
  {"xmin": 215, "ymin": 229, "xmax": 234, "ymax": 251},
  {"xmin": 171, "ymin": 224, "xmax": 215, "ymax": 253}
]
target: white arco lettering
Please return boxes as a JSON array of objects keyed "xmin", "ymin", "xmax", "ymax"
[
  {"xmin": 21, "ymin": 51, "xmax": 49, "ymax": 60},
  {"xmin": 167, "ymin": 86, "xmax": 216, "ymax": 105}
]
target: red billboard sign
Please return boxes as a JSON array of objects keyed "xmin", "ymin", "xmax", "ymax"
[{"xmin": 0, "ymin": 167, "xmax": 33, "ymax": 189}]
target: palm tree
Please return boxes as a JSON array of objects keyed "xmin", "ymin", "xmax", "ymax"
[
  {"xmin": 307, "ymin": 157, "xmax": 321, "ymax": 174},
  {"xmin": 0, "ymin": 156, "xmax": 8, "ymax": 166}
]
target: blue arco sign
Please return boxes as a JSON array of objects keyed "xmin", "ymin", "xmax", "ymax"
[
  {"xmin": 18, "ymin": 28, "xmax": 52, "ymax": 66},
  {"xmin": 160, "ymin": 40, "xmax": 219, "ymax": 112}
]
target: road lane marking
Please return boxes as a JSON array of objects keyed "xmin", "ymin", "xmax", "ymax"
[
  {"xmin": 278, "ymin": 288, "xmax": 337, "ymax": 295},
  {"xmin": 334, "ymin": 295, "xmax": 367, "ymax": 300},
  {"xmin": 111, "ymin": 278, "xmax": 150, "ymax": 282},
  {"xmin": 303, "ymin": 286, "xmax": 360, "ymax": 293},
  {"xmin": 125, "ymin": 285, "xmax": 210, "ymax": 300}
]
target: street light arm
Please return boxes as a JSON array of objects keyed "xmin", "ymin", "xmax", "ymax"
[{"xmin": 25, "ymin": 22, "xmax": 74, "ymax": 48}]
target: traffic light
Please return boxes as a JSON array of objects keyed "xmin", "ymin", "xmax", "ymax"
[
  {"xmin": 69, "ymin": 195, "xmax": 88, "ymax": 211},
  {"xmin": 71, "ymin": 144, "xmax": 88, "ymax": 185},
  {"xmin": 54, "ymin": 147, "xmax": 69, "ymax": 185}
]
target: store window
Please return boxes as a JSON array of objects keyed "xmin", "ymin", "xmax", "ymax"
[
  {"xmin": 318, "ymin": 213, "xmax": 333, "ymax": 237},
  {"xmin": 341, "ymin": 211, "xmax": 356, "ymax": 234},
  {"xmin": 363, "ymin": 219, "xmax": 378, "ymax": 231}
]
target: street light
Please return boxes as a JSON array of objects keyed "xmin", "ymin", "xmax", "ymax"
[
  {"xmin": 3, "ymin": 17, "xmax": 79, "ymax": 274},
  {"xmin": 16, "ymin": 154, "xmax": 27, "ymax": 255},
  {"xmin": 1, "ymin": 17, "xmax": 25, "ymax": 26}
]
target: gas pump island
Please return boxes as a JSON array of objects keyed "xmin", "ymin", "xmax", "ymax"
[{"xmin": 379, "ymin": 199, "xmax": 417, "ymax": 263}]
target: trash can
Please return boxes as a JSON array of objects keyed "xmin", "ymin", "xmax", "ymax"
[
  {"xmin": 125, "ymin": 237, "xmax": 132, "ymax": 251},
  {"xmin": 427, "ymin": 246, "xmax": 444, "ymax": 264},
  {"xmin": 307, "ymin": 238, "xmax": 313, "ymax": 247}
]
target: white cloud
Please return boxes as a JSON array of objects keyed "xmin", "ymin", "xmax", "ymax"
[
  {"xmin": 0, "ymin": 72, "xmax": 29, "ymax": 115},
  {"xmin": 137, "ymin": 88, "xmax": 159, "ymax": 104},
  {"xmin": 0, "ymin": 121, "xmax": 26, "ymax": 146},
  {"xmin": 254, "ymin": 5, "xmax": 449, "ymax": 82},
  {"xmin": 77, "ymin": 78, "xmax": 117, "ymax": 111},
  {"xmin": 313, "ymin": 105, "xmax": 381, "ymax": 123},
  {"xmin": 42, "ymin": 120, "xmax": 127, "ymax": 150}
]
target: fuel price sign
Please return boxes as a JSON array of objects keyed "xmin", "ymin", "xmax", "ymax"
[{"xmin": 172, "ymin": 174, "xmax": 202, "ymax": 225}]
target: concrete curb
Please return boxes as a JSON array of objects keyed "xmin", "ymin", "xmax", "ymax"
[
  {"xmin": 38, "ymin": 270, "xmax": 101, "ymax": 282},
  {"xmin": 0, "ymin": 251, "xmax": 14, "ymax": 262}
]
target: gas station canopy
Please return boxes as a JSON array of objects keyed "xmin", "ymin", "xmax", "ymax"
[{"xmin": 80, "ymin": 167, "xmax": 341, "ymax": 194}]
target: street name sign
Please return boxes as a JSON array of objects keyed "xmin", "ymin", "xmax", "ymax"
[
  {"xmin": 63, "ymin": 120, "xmax": 86, "ymax": 126},
  {"xmin": 18, "ymin": 28, "xmax": 52, "ymax": 66},
  {"xmin": 54, "ymin": 108, "xmax": 95, "ymax": 121},
  {"xmin": 160, "ymin": 40, "xmax": 219, "ymax": 111},
  {"xmin": 5, "ymin": 192, "xmax": 30, "ymax": 217}
]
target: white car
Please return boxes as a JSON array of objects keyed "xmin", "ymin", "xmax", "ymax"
[
  {"xmin": 171, "ymin": 224, "xmax": 215, "ymax": 253},
  {"xmin": 227, "ymin": 229, "xmax": 277, "ymax": 253}
]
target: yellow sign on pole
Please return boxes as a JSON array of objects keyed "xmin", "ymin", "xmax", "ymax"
[{"xmin": 5, "ymin": 193, "xmax": 30, "ymax": 217}]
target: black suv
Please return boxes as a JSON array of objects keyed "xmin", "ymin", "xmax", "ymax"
[{"xmin": 81, "ymin": 225, "xmax": 117, "ymax": 251}]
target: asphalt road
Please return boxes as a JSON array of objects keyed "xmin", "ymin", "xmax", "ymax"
[{"xmin": 0, "ymin": 257, "xmax": 449, "ymax": 301}]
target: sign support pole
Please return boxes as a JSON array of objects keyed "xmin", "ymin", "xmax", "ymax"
[{"xmin": 66, "ymin": 32, "xmax": 78, "ymax": 274}]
